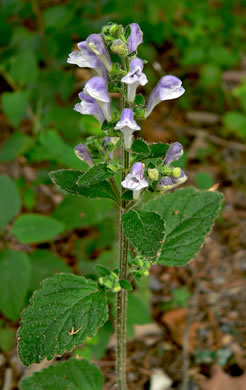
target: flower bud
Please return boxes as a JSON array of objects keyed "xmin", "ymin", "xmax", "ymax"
[
  {"xmin": 148, "ymin": 168, "xmax": 159, "ymax": 181},
  {"xmin": 172, "ymin": 167, "xmax": 182, "ymax": 178},
  {"xmin": 104, "ymin": 280, "xmax": 113, "ymax": 289},
  {"xmin": 112, "ymin": 283, "xmax": 121, "ymax": 293},
  {"xmin": 111, "ymin": 39, "xmax": 128, "ymax": 56},
  {"xmin": 98, "ymin": 277, "xmax": 104, "ymax": 285}
]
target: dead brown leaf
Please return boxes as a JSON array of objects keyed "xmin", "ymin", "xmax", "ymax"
[
  {"xmin": 200, "ymin": 365, "xmax": 246, "ymax": 390},
  {"xmin": 161, "ymin": 308, "xmax": 199, "ymax": 352}
]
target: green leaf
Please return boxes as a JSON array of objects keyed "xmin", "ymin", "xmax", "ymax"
[
  {"xmin": 194, "ymin": 172, "xmax": 214, "ymax": 190},
  {"xmin": 18, "ymin": 274, "xmax": 108, "ymax": 366},
  {"xmin": 0, "ymin": 132, "xmax": 33, "ymax": 162},
  {"xmin": 144, "ymin": 187, "xmax": 224, "ymax": 266},
  {"xmin": 19, "ymin": 358, "xmax": 103, "ymax": 390},
  {"xmin": 0, "ymin": 249, "xmax": 31, "ymax": 321},
  {"xmin": 131, "ymin": 138, "xmax": 150, "ymax": 156},
  {"xmin": 0, "ymin": 326, "xmax": 16, "ymax": 352},
  {"xmin": 122, "ymin": 210, "xmax": 165, "ymax": 261},
  {"xmin": 134, "ymin": 94, "xmax": 145, "ymax": 106},
  {"xmin": 95, "ymin": 264, "xmax": 111, "ymax": 276},
  {"xmin": 131, "ymin": 139, "xmax": 168, "ymax": 159},
  {"xmin": 29, "ymin": 249, "xmax": 71, "ymax": 291},
  {"xmin": 9, "ymin": 49, "xmax": 38, "ymax": 86},
  {"xmin": 39, "ymin": 130, "xmax": 88, "ymax": 169},
  {"xmin": 11, "ymin": 214, "xmax": 65, "ymax": 243},
  {"xmin": 0, "ymin": 175, "xmax": 21, "ymax": 229},
  {"xmin": 121, "ymin": 190, "xmax": 133, "ymax": 200},
  {"xmin": 119, "ymin": 280, "xmax": 133, "ymax": 291},
  {"xmin": 2, "ymin": 91, "xmax": 29, "ymax": 126},
  {"xmin": 52, "ymin": 196, "xmax": 116, "ymax": 231},
  {"xmin": 50, "ymin": 170, "xmax": 118, "ymax": 202},
  {"xmin": 148, "ymin": 143, "xmax": 169, "ymax": 158},
  {"xmin": 77, "ymin": 163, "xmax": 116, "ymax": 187}
]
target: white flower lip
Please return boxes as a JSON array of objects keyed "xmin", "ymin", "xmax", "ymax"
[
  {"xmin": 67, "ymin": 41, "xmax": 108, "ymax": 80},
  {"xmin": 121, "ymin": 162, "xmax": 148, "ymax": 191},
  {"xmin": 121, "ymin": 58, "xmax": 148, "ymax": 102}
]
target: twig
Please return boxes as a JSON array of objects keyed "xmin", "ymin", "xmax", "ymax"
[
  {"xmin": 182, "ymin": 264, "xmax": 199, "ymax": 390},
  {"xmin": 167, "ymin": 121, "xmax": 246, "ymax": 152}
]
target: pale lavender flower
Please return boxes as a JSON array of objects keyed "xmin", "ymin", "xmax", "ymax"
[
  {"xmin": 163, "ymin": 142, "xmax": 183, "ymax": 165},
  {"xmin": 171, "ymin": 169, "xmax": 188, "ymax": 186},
  {"xmin": 84, "ymin": 76, "xmax": 111, "ymax": 121},
  {"xmin": 127, "ymin": 23, "xmax": 143, "ymax": 54},
  {"xmin": 121, "ymin": 58, "xmax": 148, "ymax": 102},
  {"xmin": 121, "ymin": 162, "xmax": 148, "ymax": 199},
  {"xmin": 156, "ymin": 177, "xmax": 173, "ymax": 192},
  {"xmin": 114, "ymin": 108, "xmax": 140, "ymax": 149},
  {"xmin": 67, "ymin": 41, "xmax": 108, "ymax": 80},
  {"xmin": 86, "ymin": 34, "xmax": 112, "ymax": 71},
  {"xmin": 145, "ymin": 75, "xmax": 185, "ymax": 117},
  {"xmin": 157, "ymin": 169, "xmax": 188, "ymax": 192},
  {"xmin": 74, "ymin": 144, "xmax": 94, "ymax": 167},
  {"xmin": 74, "ymin": 92, "xmax": 105, "ymax": 124}
]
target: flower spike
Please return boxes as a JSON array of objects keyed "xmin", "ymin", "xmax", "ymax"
[
  {"xmin": 86, "ymin": 34, "xmax": 112, "ymax": 71},
  {"xmin": 84, "ymin": 76, "xmax": 111, "ymax": 121},
  {"xmin": 145, "ymin": 75, "xmax": 185, "ymax": 118},
  {"xmin": 127, "ymin": 23, "xmax": 143, "ymax": 54},
  {"xmin": 74, "ymin": 144, "xmax": 94, "ymax": 167},
  {"xmin": 74, "ymin": 92, "xmax": 105, "ymax": 124},
  {"xmin": 121, "ymin": 162, "xmax": 148, "ymax": 199},
  {"xmin": 121, "ymin": 58, "xmax": 148, "ymax": 102},
  {"xmin": 67, "ymin": 41, "xmax": 108, "ymax": 80},
  {"xmin": 114, "ymin": 109, "xmax": 140, "ymax": 149}
]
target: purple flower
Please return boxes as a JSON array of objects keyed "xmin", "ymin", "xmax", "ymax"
[
  {"xmin": 74, "ymin": 144, "xmax": 94, "ymax": 167},
  {"xmin": 163, "ymin": 142, "xmax": 183, "ymax": 165},
  {"xmin": 121, "ymin": 162, "xmax": 148, "ymax": 199},
  {"xmin": 84, "ymin": 76, "xmax": 111, "ymax": 121},
  {"xmin": 127, "ymin": 23, "xmax": 143, "ymax": 54},
  {"xmin": 121, "ymin": 58, "xmax": 148, "ymax": 102},
  {"xmin": 67, "ymin": 41, "xmax": 108, "ymax": 80},
  {"xmin": 145, "ymin": 75, "xmax": 185, "ymax": 118},
  {"xmin": 114, "ymin": 109, "xmax": 140, "ymax": 149},
  {"xmin": 157, "ymin": 170, "xmax": 188, "ymax": 192},
  {"xmin": 86, "ymin": 34, "xmax": 112, "ymax": 71},
  {"xmin": 74, "ymin": 92, "xmax": 105, "ymax": 124}
]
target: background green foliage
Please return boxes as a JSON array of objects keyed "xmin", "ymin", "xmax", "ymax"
[{"xmin": 0, "ymin": 0, "xmax": 245, "ymax": 361}]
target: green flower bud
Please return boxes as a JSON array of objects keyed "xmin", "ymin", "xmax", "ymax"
[
  {"xmin": 104, "ymin": 280, "xmax": 113, "ymax": 289},
  {"xmin": 172, "ymin": 167, "xmax": 181, "ymax": 178},
  {"xmin": 110, "ymin": 24, "xmax": 119, "ymax": 36},
  {"xmin": 112, "ymin": 283, "xmax": 121, "ymax": 293},
  {"xmin": 148, "ymin": 168, "xmax": 159, "ymax": 181},
  {"xmin": 98, "ymin": 277, "xmax": 104, "ymax": 285},
  {"xmin": 136, "ymin": 259, "xmax": 144, "ymax": 267},
  {"xmin": 159, "ymin": 165, "xmax": 173, "ymax": 176},
  {"xmin": 145, "ymin": 261, "xmax": 151, "ymax": 269},
  {"xmin": 111, "ymin": 39, "xmax": 128, "ymax": 56},
  {"xmin": 110, "ymin": 272, "xmax": 118, "ymax": 280}
]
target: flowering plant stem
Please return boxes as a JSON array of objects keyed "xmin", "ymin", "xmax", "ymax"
[{"xmin": 116, "ymin": 146, "xmax": 130, "ymax": 390}]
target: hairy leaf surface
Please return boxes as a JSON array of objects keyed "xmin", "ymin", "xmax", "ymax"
[
  {"xmin": 18, "ymin": 274, "xmax": 108, "ymax": 366},
  {"xmin": 122, "ymin": 210, "xmax": 165, "ymax": 261},
  {"xmin": 144, "ymin": 187, "xmax": 224, "ymax": 266},
  {"xmin": 19, "ymin": 358, "xmax": 103, "ymax": 390}
]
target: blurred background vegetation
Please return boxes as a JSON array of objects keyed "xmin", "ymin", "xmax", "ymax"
[{"xmin": 1, "ymin": 0, "xmax": 246, "ymax": 388}]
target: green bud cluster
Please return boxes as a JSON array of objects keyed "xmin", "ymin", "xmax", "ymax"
[
  {"xmin": 102, "ymin": 23, "xmax": 128, "ymax": 53},
  {"xmin": 98, "ymin": 272, "xmax": 121, "ymax": 293},
  {"xmin": 129, "ymin": 255, "xmax": 151, "ymax": 280}
]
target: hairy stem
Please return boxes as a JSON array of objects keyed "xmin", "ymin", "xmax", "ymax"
[{"xmin": 116, "ymin": 147, "xmax": 129, "ymax": 390}]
